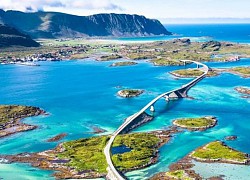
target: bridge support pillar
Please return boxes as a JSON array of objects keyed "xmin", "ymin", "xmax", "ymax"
[
  {"xmin": 165, "ymin": 96, "xmax": 169, "ymax": 102},
  {"xmin": 150, "ymin": 105, "xmax": 155, "ymax": 112},
  {"xmin": 197, "ymin": 64, "xmax": 199, "ymax": 69},
  {"xmin": 183, "ymin": 61, "xmax": 186, "ymax": 66}
]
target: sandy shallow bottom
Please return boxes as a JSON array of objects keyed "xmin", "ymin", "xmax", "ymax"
[{"xmin": 191, "ymin": 161, "xmax": 250, "ymax": 180}]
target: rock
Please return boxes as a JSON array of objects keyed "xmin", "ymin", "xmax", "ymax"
[
  {"xmin": 47, "ymin": 133, "xmax": 67, "ymax": 142},
  {"xmin": 224, "ymin": 135, "xmax": 237, "ymax": 141},
  {"xmin": 117, "ymin": 89, "xmax": 144, "ymax": 98}
]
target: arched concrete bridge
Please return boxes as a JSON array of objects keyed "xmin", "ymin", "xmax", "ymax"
[{"xmin": 104, "ymin": 60, "xmax": 209, "ymax": 180}]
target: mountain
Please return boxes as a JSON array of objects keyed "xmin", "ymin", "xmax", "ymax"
[
  {"xmin": 0, "ymin": 10, "xmax": 171, "ymax": 38},
  {"xmin": 0, "ymin": 24, "xmax": 40, "ymax": 47}
]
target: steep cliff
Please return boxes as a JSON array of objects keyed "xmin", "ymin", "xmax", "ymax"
[{"xmin": 0, "ymin": 10, "xmax": 171, "ymax": 38}]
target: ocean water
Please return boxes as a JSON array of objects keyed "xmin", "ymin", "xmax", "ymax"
[
  {"xmin": 0, "ymin": 24, "xmax": 250, "ymax": 179},
  {"xmin": 118, "ymin": 24, "xmax": 250, "ymax": 43},
  {"xmin": 0, "ymin": 58, "xmax": 249, "ymax": 180}
]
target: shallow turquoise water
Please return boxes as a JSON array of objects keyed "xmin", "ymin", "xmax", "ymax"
[{"xmin": 0, "ymin": 58, "xmax": 249, "ymax": 179}]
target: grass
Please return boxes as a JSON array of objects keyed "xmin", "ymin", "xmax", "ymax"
[
  {"xmin": 165, "ymin": 170, "xmax": 192, "ymax": 180},
  {"xmin": 191, "ymin": 141, "xmax": 248, "ymax": 162},
  {"xmin": 112, "ymin": 133, "xmax": 160, "ymax": 171},
  {"xmin": 56, "ymin": 132, "xmax": 160, "ymax": 173},
  {"xmin": 174, "ymin": 117, "xmax": 216, "ymax": 128},
  {"xmin": 57, "ymin": 136, "xmax": 109, "ymax": 173},
  {"xmin": 171, "ymin": 69, "xmax": 204, "ymax": 77},
  {"xmin": 231, "ymin": 67, "xmax": 250, "ymax": 76},
  {"xmin": 151, "ymin": 58, "xmax": 184, "ymax": 66},
  {"xmin": 0, "ymin": 105, "xmax": 39, "ymax": 125}
]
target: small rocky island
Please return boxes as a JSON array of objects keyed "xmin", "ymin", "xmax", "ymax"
[
  {"xmin": 173, "ymin": 116, "xmax": 217, "ymax": 131},
  {"xmin": 118, "ymin": 89, "xmax": 144, "ymax": 98},
  {"xmin": 0, "ymin": 127, "xmax": 179, "ymax": 179},
  {"xmin": 0, "ymin": 105, "xmax": 46, "ymax": 138},
  {"xmin": 110, "ymin": 61, "xmax": 138, "ymax": 67},
  {"xmin": 235, "ymin": 87, "xmax": 250, "ymax": 98},
  {"xmin": 151, "ymin": 141, "xmax": 250, "ymax": 180}
]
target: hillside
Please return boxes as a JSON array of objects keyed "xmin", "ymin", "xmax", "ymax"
[
  {"xmin": 0, "ymin": 10, "xmax": 171, "ymax": 38},
  {"xmin": 0, "ymin": 24, "xmax": 40, "ymax": 47}
]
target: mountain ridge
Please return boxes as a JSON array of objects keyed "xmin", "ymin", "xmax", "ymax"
[{"xmin": 0, "ymin": 10, "xmax": 171, "ymax": 39}]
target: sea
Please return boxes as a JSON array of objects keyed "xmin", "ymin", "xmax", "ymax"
[{"xmin": 0, "ymin": 24, "xmax": 250, "ymax": 180}]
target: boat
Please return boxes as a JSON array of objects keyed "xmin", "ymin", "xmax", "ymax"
[{"xmin": 15, "ymin": 62, "xmax": 40, "ymax": 66}]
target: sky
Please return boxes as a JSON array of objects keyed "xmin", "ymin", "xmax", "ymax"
[{"xmin": 0, "ymin": 0, "xmax": 250, "ymax": 23}]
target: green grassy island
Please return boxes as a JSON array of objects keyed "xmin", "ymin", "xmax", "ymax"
[
  {"xmin": 216, "ymin": 67, "xmax": 250, "ymax": 78},
  {"xmin": 191, "ymin": 141, "xmax": 249, "ymax": 164},
  {"xmin": 0, "ymin": 105, "xmax": 45, "ymax": 138},
  {"xmin": 170, "ymin": 69, "xmax": 204, "ymax": 78},
  {"xmin": 1, "ymin": 130, "xmax": 177, "ymax": 179},
  {"xmin": 110, "ymin": 61, "xmax": 138, "ymax": 67},
  {"xmin": 118, "ymin": 89, "xmax": 144, "ymax": 98},
  {"xmin": 151, "ymin": 58, "xmax": 185, "ymax": 66},
  {"xmin": 173, "ymin": 116, "xmax": 217, "ymax": 131},
  {"xmin": 152, "ymin": 141, "xmax": 250, "ymax": 180},
  {"xmin": 230, "ymin": 67, "xmax": 250, "ymax": 78}
]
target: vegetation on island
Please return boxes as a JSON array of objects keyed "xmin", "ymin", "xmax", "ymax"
[
  {"xmin": 0, "ymin": 105, "xmax": 45, "ymax": 138},
  {"xmin": 170, "ymin": 69, "xmax": 204, "ymax": 78},
  {"xmin": 110, "ymin": 61, "xmax": 138, "ymax": 67},
  {"xmin": 2, "ymin": 129, "xmax": 177, "ymax": 179},
  {"xmin": 191, "ymin": 141, "xmax": 249, "ymax": 163},
  {"xmin": 165, "ymin": 170, "xmax": 193, "ymax": 180},
  {"xmin": 1, "ymin": 37, "xmax": 250, "ymax": 65},
  {"xmin": 112, "ymin": 133, "xmax": 160, "ymax": 171},
  {"xmin": 151, "ymin": 58, "xmax": 185, "ymax": 66},
  {"xmin": 231, "ymin": 67, "xmax": 250, "ymax": 77},
  {"xmin": 173, "ymin": 116, "xmax": 217, "ymax": 131},
  {"xmin": 118, "ymin": 89, "xmax": 144, "ymax": 98},
  {"xmin": 0, "ymin": 105, "xmax": 42, "ymax": 125},
  {"xmin": 58, "ymin": 136, "xmax": 109, "ymax": 173}
]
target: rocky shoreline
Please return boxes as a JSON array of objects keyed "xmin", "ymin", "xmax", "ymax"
[
  {"xmin": 0, "ymin": 105, "xmax": 46, "ymax": 138},
  {"xmin": 235, "ymin": 87, "xmax": 250, "ymax": 98},
  {"xmin": 151, "ymin": 141, "xmax": 250, "ymax": 180},
  {"xmin": 0, "ymin": 127, "xmax": 180, "ymax": 179}
]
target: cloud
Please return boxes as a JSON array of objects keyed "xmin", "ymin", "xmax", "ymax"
[{"xmin": 0, "ymin": 0, "xmax": 123, "ymax": 12}]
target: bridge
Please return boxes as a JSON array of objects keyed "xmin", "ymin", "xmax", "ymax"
[{"xmin": 104, "ymin": 60, "xmax": 209, "ymax": 180}]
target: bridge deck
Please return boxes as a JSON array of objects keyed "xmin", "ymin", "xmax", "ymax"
[{"xmin": 104, "ymin": 60, "xmax": 209, "ymax": 180}]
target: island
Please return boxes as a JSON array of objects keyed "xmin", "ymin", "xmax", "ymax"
[
  {"xmin": 0, "ymin": 128, "xmax": 179, "ymax": 179},
  {"xmin": 170, "ymin": 68, "xmax": 218, "ymax": 78},
  {"xmin": 151, "ymin": 141, "xmax": 250, "ymax": 180},
  {"xmin": 97, "ymin": 54, "xmax": 123, "ymax": 61},
  {"xmin": 110, "ymin": 61, "xmax": 138, "ymax": 67},
  {"xmin": 215, "ymin": 67, "xmax": 250, "ymax": 78},
  {"xmin": 151, "ymin": 58, "xmax": 185, "ymax": 66},
  {"xmin": 47, "ymin": 133, "xmax": 67, "ymax": 142},
  {"xmin": 235, "ymin": 87, "xmax": 250, "ymax": 98},
  {"xmin": 0, "ymin": 105, "xmax": 46, "ymax": 138},
  {"xmin": 117, "ymin": 89, "xmax": 144, "ymax": 98},
  {"xmin": 173, "ymin": 116, "xmax": 217, "ymax": 131}
]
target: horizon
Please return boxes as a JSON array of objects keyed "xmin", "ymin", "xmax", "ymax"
[
  {"xmin": 0, "ymin": 0, "xmax": 250, "ymax": 24},
  {"xmin": 1, "ymin": 9, "xmax": 250, "ymax": 24}
]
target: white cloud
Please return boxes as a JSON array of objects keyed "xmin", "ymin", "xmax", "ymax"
[{"xmin": 0, "ymin": 0, "xmax": 123, "ymax": 12}]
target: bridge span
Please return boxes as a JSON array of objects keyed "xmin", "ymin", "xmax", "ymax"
[{"xmin": 104, "ymin": 60, "xmax": 209, "ymax": 180}]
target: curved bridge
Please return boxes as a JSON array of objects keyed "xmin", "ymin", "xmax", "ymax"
[{"xmin": 104, "ymin": 60, "xmax": 209, "ymax": 180}]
